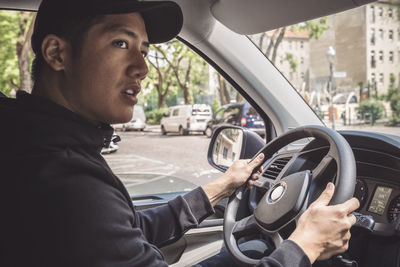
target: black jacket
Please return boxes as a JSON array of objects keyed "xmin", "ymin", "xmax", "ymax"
[
  {"xmin": 0, "ymin": 92, "xmax": 310, "ymax": 267},
  {"xmin": 0, "ymin": 92, "xmax": 214, "ymax": 266}
]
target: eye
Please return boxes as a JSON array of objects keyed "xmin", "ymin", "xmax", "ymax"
[{"xmin": 113, "ymin": 40, "xmax": 128, "ymax": 49}]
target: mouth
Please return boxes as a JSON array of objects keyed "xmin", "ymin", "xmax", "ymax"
[
  {"xmin": 123, "ymin": 87, "xmax": 140, "ymax": 96},
  {"xmin": 122, "ymin": 86, "xmax": 141, "ymax": 104}
]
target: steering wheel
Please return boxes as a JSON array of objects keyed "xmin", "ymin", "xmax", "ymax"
[{"xmin": 224, "ymin": 125, "xmax": 356, "ymax": 266}]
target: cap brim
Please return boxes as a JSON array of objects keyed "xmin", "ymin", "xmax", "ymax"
[
  {"xmin": 140, "ymin": 2, "xmax": 183, "ymax": 44},
  {"xmin": 97, "ymin": 1, "xmax": 183, "ymax": 44}
]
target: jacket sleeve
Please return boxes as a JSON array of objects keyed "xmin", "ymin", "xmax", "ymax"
[
  {"xmin": 256, "ymin": 240, "xmax": 312, "ymax": 267},
  {"xmin": 135, "ymin": 186, "xmax": 215, "ymax": 247},
  {"xmin": 39, "ymin": 170, "xmax": 171, "ymax": 267}
]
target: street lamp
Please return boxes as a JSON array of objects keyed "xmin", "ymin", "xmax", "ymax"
[{"xmin": 326, "ymin": 46, "xmax": 336, "ymax": 130}]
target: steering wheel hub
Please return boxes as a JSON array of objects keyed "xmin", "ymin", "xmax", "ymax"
[{"xmin": 269, "ymin": 182, "xmax": 287, "ymax": 203}]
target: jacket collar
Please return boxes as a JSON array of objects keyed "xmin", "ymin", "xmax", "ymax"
[{"xmin": 11, "ymin": 91, "xmax": 115, "ymax": 154}]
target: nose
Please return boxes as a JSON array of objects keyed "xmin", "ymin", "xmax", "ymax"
[{"xmin": 126, "ymin": 50, "xmax": 148, "ymax": 80}]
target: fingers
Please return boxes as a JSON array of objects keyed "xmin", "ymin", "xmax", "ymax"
[
  {"xmin": 247, "ymin": 172, "xmax": 260, "ymax": 189},
  {"xmin": 311, "ymin": 182, "xmax": 335, "ymax": 207},
  {"xmin": 335, "ymin": 197, "xmax": 360, "ymax": 215},
  {"xmin": 247, "ymin": 153, "xmax": 264, "ymax": 170}
]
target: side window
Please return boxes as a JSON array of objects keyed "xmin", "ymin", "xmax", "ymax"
[
  {"xmin": 172, "ymin": 109, "xmax": 179, "ymax": 116},
  {"xmin": 246, "ymin": 106, "xmax": 259, "ymax": 116},
  {"xmin": 223, "ymin": 107, "xmax": 241, "ymax": 124},
  {"xmin": 215, "ymin": 108, "xmax": 225, "ymax": 120}
]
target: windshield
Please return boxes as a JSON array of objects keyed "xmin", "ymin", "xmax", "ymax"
[{"xmin": 248, "ymin": 4, "xmax": 400, "ymax": 136}]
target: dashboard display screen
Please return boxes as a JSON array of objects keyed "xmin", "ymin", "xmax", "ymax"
[{"xmin": 368, "ymin": 186, "xmax": 393, "ymax": 215}]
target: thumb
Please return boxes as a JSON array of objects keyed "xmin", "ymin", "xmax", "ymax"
[
  {"xmin": 312, "ymin": 182, "xmax": 335, "ymax": 207},
  {"xmin": 248, "ymin": 153, "xmax": 264, "ymax": 169}
]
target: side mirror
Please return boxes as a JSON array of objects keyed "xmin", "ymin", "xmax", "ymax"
[
  {"xmin": 207, "ymin": 126, "xmax": 265, "ymax": 172},
  {"xmin": 163, "ymin": 112, "xmax": 169, "ymax": 117}
]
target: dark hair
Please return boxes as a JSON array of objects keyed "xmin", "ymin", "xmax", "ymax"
[{"xmin": 31, "ymin": 15, "xmax": 104, "ymax": 83}]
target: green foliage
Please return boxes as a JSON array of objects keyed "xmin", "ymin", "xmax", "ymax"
[
  {"xmin": 386, "ymin": 74, "xmax": 400, "ymax": 117},
  {"xmin": 145, "ymin": 108, "xmax": 169, "ymax": 125},
  {"xmin": 285, "ymin": 53, "xmax": 298, "ymax": 72},
  {"xmin": 357, "ymin": 100, "xmax": 385, "ymax": 125},
  {"xmin": 291, "ymin": 17, "xmax": 330, "ymax": 40},
  {"xmin": 0, "ymin": 11, "xmax": 20, "ymax": 96},
  {"xmin": 211, "ymin": 96, "xmax": 220, "ymax": 115},
  {"xmin": 145, "ymin": 40, "xmax": 209, "ymax": 108},
  {"xmin": 386, "ymin": 115, "xmax": 400, "ymax": 127}
]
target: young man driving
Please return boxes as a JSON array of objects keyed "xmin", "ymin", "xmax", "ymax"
[{"xmin": 0, "ymin": 0, "xmax": 359, "ymax": 266}]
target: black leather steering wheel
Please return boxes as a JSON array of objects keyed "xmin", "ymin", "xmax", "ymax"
[{"xmin": 223, "ymin": 125, "xmax": 356, "ymax": 266}]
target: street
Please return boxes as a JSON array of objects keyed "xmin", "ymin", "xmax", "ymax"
[
  {"xmin": 103, "ymin": 130, "xmax": 222, "ymax": 187},
  {"xmin": 104, "ymin": 124, "xmax": 400, "ymax": 191}
]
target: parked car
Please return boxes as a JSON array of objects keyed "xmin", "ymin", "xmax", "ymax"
[
  {"xmin": 114, "ymin": 104, "xmax": 146, "ymax": 131},
  {"xmin": 160, "ymin": 104, "xmax": 212, "ymax": 135},
  {"xmin": 205, "ymin": 102, "xmax": 265, "ymax": 138},
  {"xmin": 100, "ymin": 132, "xmax": 120, "ymax": 154}
]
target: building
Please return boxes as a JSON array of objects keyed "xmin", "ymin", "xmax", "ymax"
[
  {"xmin": 251, "ymin": 29, "xmax": 310, "ymax": 92},
  {"xmin": 309, "ymin": 0, "xmax": 400, "ymax": 96}
]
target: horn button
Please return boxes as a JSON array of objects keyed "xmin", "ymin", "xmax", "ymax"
[{"xmin": 254, "ymin": 170, "xmax": 311, "ymax": 232}]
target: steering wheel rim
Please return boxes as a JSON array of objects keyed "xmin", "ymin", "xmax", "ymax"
[{"xmin": 223, "ymin": 125, "xmax": 356, "ymax": 266}]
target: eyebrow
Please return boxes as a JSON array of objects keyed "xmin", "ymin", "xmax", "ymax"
[{"xmin": 102, "ymin": 23, "xmax": 150, "ymax": 48}]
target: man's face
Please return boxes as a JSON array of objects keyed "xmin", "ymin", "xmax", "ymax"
[{"xmin": 62, "ymin": 12, "xmax": 149, "ymax": 124}]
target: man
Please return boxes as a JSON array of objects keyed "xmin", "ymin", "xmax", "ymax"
[{"xmin": 0, "ymin": 0, "xmax": 359, "ymax": 266}]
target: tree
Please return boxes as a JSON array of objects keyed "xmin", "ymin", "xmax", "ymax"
[
  {"xmin": 146, "ymin": 40, "xmax": 208, "ymax": 108},
  {"xmin": 13, "ymin": 12, "xmax": 35, "ymax": 93},
  {"xmin": 153, "ymin": 41, "xmax": 208, "ymax": 105},
  {"xmin": 256, "ymin": 18, "xmax": 329, "ymax": 65},
  {"xmin": 146, "ymin": 49, "xmax": 173, "ymax": 108},
  {"xmin": 0, "ymin": 11, "xmax": 35, "ymax": 96}
]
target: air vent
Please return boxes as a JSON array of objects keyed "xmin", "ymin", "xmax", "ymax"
[{"xmin": 262, "ymin": 156, "xmax": 292, "ymax": 180}]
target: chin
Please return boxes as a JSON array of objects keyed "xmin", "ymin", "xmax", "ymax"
[{"xmin": 109, "ymin": 112, "xmax": 133, "ymax": 124}]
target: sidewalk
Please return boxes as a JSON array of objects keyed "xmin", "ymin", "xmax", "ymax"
[
  {"xmin": 323, "ymin": 119, "xmax": 400, "ymax": 136},
  {"xmin": 144, "ymin": 124, "xmax": 161, "ymax": 133}
]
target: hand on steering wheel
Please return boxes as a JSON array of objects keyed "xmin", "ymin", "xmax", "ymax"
[{"xmin": 223, "ymin": 125, "xmax": 358, "ymax": 266}]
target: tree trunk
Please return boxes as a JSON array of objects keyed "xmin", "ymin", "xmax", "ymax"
[
  {"xmin": 258, "ymin": 32, "xmax": 266, "ymax": 51},
  {"xmin": 217, "ymin": 74, "xmax": 230, "ymax": 105},
  {"xmin": 148, "ymin": 50, "xmax": 172, "ymax": 108},
  {"xmin": 265, "ymin": 29, "xmax": 279, "ymax": 58},
  {"xmin": 271, "ymin": 27, "xmax": 286, "ymax": 64},
  {"xmin": 236, "ymin": 92, "xmax": 244, "ymax": 103},
  {"xmin": 16, "ymin": 12, "xmax": 35, "ymax": 93}
]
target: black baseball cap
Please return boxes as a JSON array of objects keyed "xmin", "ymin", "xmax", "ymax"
[{"xmin": 31, "ymin": 0, "xmax": 183, "ymax": 54}]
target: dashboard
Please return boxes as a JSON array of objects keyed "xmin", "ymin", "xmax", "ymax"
[
  {"xmin": 256, "ymin": 130, "xmax": 400, "ymax": 266},
  {"xmin": 259, "ymin": 130, "xmax": 400, "ymax": 236}
]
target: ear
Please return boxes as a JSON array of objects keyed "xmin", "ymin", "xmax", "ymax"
[{"xmin": 41, "ymin": 34, "xmax": 70, "ymax": 72}]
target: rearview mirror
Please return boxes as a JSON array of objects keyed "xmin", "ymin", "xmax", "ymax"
[{"xmin": 208, "ymin": 126, "xmax": 265, "ymax": 172}]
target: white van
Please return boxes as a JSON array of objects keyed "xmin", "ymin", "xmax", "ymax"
[
  {"xmin": 114, "ymin": 105, "xmax": 146, "ymax": 131},
  {"xmin": 160, "ymin": 104, "xmax": 212, "ymax": 135}
]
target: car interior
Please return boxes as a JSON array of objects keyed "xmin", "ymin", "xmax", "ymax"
[{"xmin": 3, "ymin": 0, "xmax": 400, "ymax": 266}]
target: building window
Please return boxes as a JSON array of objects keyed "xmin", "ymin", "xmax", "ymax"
[
  {"xmin": 389, "ymin": 51, "xmax": 394, "ymax": 63},
  {"xmin": 300, "ymin": 57, "xmax": 304, "ymax": 64},
  {"xmin": 301, "ymin": 72, "xmax": 305, "ymax": 80},
  {"xmin": 370, "ymin": 28, "xmax": 375, "ymax": 45},
  {"xmin": 371, "ymin": 73, "xmax": 376, "ymax": 83},
  {"xmin": 379, "ymin": 73, "xmax": 384, "ymax": 83},
  {"xmin": 378, "ymin": 7, "xmax": 383, "ymax": 17},
  {"xmin": 370, "ymin": 5, "xmax": 375, "ymax": 22},
  {"xmin": 389, "ymin": 30, "xmax": 393, "ymax": 41},
  {"xmin": 289, "ymin": 41, "xmax": 292, "ymax": 49},
  {"xmin": 379, "ymin": 51, "xmax": 384, "ymax": 62},
  {"xmin": 300, "ymin": 41, "xmax": 304, "ymax": 48},
  {"xmin": 388, "ymin": 8, "xmax": 393, "ymax": 18},
  {"xmin": 371, "ymin": 50, "xmax": 376, "ymax": 68},
  {"xmin": 378, "ymin": 29, "xmax": 384, "ymax": 39}
]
